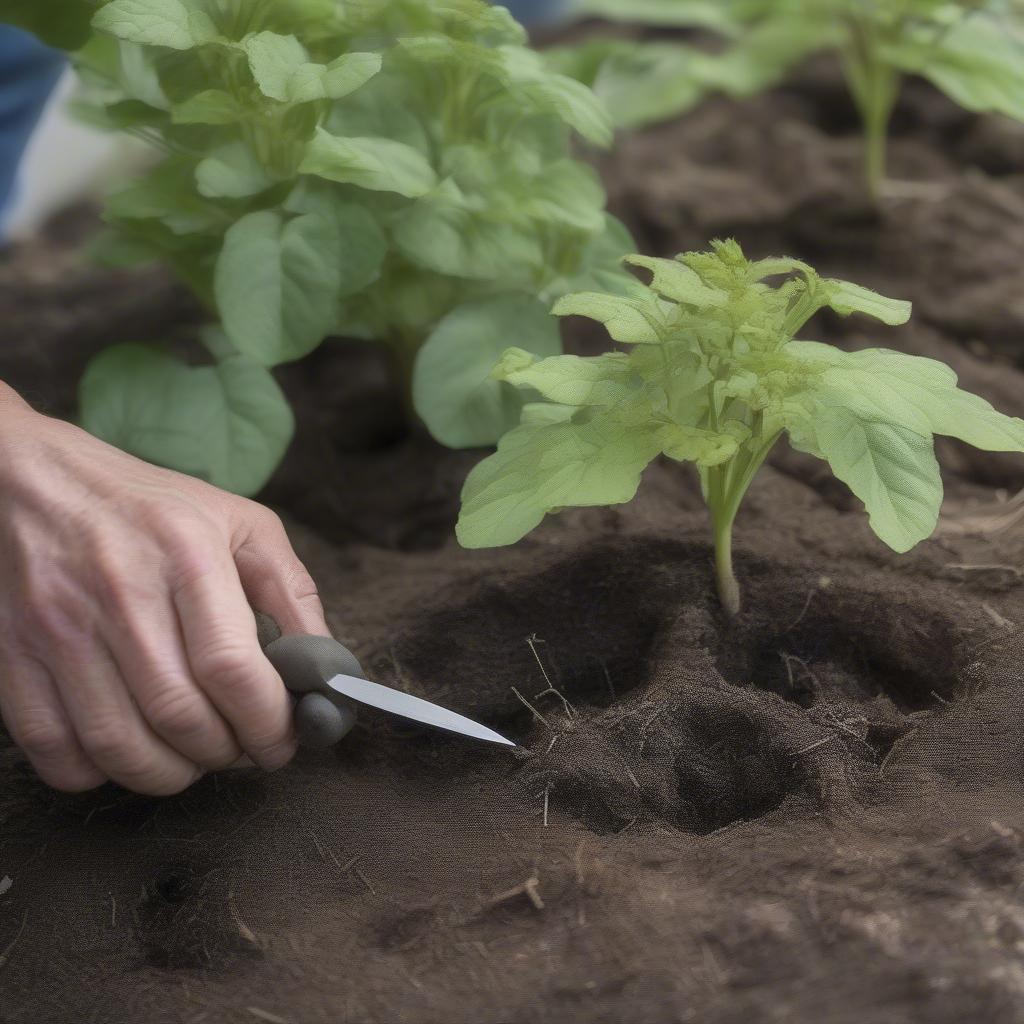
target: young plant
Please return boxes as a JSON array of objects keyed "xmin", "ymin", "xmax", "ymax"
[
  {"xmin": 552, "ymin": 0, "xmax": 1024, "ymax": 198},
  {"xmin": 457, "ymin": 239, "xmax": 1024, "ymax": 616},
  {"xmin": 2, "ymin": 0, "xmax": 634, "ymax": 493}
]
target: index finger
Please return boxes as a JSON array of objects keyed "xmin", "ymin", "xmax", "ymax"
[{"xmin": 172, "ymin": 557, "xmax": 296, "ymax": 771}]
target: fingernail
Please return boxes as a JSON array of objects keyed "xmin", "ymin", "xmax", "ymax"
[{"xmin": 257, "ymin": 740, "xmax": 297, "ymax": 773}]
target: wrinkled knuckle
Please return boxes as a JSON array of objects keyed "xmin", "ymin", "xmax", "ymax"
[
  {"xmin": 77, "ymin": 718, "xmax": 138, "ymax": 767},
  {"xmin": 166, "ymin": 540, "xmax": 219, "ymax": 595},
  {"xmin": 16, "ymin": 713, "xmax": 76, "ymax": 762},
  {"xmin": 192, "ymin": 644, "xmax": 255, "ymax": 696},
  {"xmin": 144, "ymin": 684, "xmax": 209, "ymax": 740},
  {"xmin": 254, "ymin": 504, "xmax": 286, "ymax": 537},
  {"xmin": 286, "ymin": 562, "xmax": 320, "ymax": 603}
]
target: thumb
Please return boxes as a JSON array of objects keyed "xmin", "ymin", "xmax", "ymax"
[{"xmin": 232, "ymin": 505, "xmax": 330, "ymax": 637}]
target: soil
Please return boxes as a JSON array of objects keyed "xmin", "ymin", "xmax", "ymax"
[{"xmin": 2, "ymin": 54, "xmax": 1024, "ymax": 1024}]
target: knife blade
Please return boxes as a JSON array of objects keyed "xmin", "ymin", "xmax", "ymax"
[{"xmin": 323, "ymin": 673, "xmax": 516, "ymax": 747}]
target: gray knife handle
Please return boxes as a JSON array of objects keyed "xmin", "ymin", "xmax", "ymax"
[{"xmin": 262, "ymin": 631, "xmax": 365, "ymax": 750}]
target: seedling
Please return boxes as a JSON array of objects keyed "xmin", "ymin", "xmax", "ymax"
[
  {"xmin": 553, "ymin": 0, "xmax": 1024, "ymax": 197},
  {"xmin": 457, "ymin": 240, "xmax": 1024, "ymax": 616},
  {"xmin": 3, "ymin": 0, "xmax": 633, "ymax": 493}
]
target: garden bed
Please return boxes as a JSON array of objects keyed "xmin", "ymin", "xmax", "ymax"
[{"xmin": 2, "ymin": 62, "xmax": 1024, "ymax": 1024}]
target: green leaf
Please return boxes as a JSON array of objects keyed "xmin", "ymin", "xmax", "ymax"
[
  {"xmin": 299, "ymin": 128, "xmax": 437, "ymax": 197},
  {"xmin": 493, "ymin": 348, "xmax": 634, "ymax": 407},
  {"xmin": 172, "ymin": 89, "xmax": 243, "ymax": 125},
  {"xmin": 92, "ymin": 0, "xmax": 219, "ymax": 50},
  {"xmin": 456, "ymin": 407, "xmax": 661, "ymax": 548},
  {"xmin": 413, "ymin": 296, "xmax": 562, "ymax": 449},
  {"xmin": 291, "ymin": 53, "xmax": 383, "ymax": 103},
  {"xmin": 552, "ymin": 290, "xmax": 672, "ymax": 344},
  {"xmin": 245, "ymin": 31, "xmax": 382, "ymax": 104},
  {"xmin": 283, "ymin": 185, "xmax": 388, "ymax": 297},
  {"xmin": 521, "ymin": 159, "xmax": 607, "ymax": 233},
  {"xmin": 79, "ymin": 342, "xmax": 294, "ymax": 496},
  {"xmin": 497, "ymin": 47, "xmax": 614, "ymax": 147},
  {"xmin": 790, "ymin": 408, "xmax": 942, "ymax": 553},
  {"xmin": 657, "ymin": 423, "xmax": 740, "ymax": 466},
  {"xmin": 106, "ymin": 158, "xmax": 224, "ymax": 234},
  {"xmin": 554, "ymin": 214, "xmax": 640, "ymax": 298},
  {"xmin": 626, "ymin": 254, "xmax": 728, "ymax": 308},
  {"xmin": 196, "ymin": 141, "xmax": 275, "ymax": 199},
  {"xmin": 791, "ymin": 343, "xmax": 1024, "ymax": 452},
  {"xmin": 822, "ymin": 280, "xmax": 912, "ymax": 326},
  {"xmin": 890, "ymin": 15, "xmax": 1024, "ymax": 122},
  {"xmin": 393, "ymin": 189, "xmax": 543, "ymax": 282},
  {"xmin": 244, "ymin": 31, "xmax": 308, "ymax": 101},
  {"xmin": 589, "ymin": 41, "xmax": 715, "ymax": 129},
  {"xmin": 214, "ymin": 210, "xmax": 346, "ymax": 365}
]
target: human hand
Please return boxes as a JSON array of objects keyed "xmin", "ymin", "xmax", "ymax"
[{"xmin": 0, "ymin": 385, "xmax": 327, "ymax": 794}]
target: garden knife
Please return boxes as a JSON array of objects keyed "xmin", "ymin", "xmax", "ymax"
[{"xmin": 262, "ymin": 632, "xmax": 515, "ymax": 750}]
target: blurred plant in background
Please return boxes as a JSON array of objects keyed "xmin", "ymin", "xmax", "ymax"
[
  {"xmin": 0, "ymin": 0, "xmax": 633, "ymax": 493},
  {"xmin": 552, "ymin": 0, "xmax": 1024, "ymax": 197}
]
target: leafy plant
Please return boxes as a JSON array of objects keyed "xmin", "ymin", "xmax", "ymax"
[
  {"xmin": 457, "ymin": 239, "xmax": 1024, "ymax": 615},
  {"xmin": 2, "ymin": 0, "xmax": 634, "ymax": 492},
  {"xmin": 551, "ymin": 0, "xmax": 1024, "ymax": 197}
]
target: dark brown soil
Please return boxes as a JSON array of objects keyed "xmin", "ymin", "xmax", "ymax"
[{"xmin": 2, "ymin": 60, "xmax": 1024, "ymax": 1024}]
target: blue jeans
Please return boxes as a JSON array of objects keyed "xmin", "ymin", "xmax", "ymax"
[
  {"xmin": 504, "ymin": 0, "xmax": 568, "ymax": 26},
  {"xmin": 0, "ymin": 26, "xmax": 65, "ymax": 235}
]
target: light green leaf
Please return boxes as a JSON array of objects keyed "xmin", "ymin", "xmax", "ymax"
[
  {"xmin": 657, "ymin": 423, "xmax": 740, "ymax": 466},
  {"xmin": 553, "ymin": 214, "xmax": 639, "ymax": 298},
  {"xmin": 300, "ymin": 128, "xmax": 437, "ymax": 197},
  {"xmin": 245, "ymin": 31, "xmax": 381, "ymax": 104},
  {"xmin": 172, "ymin": 89, "xmax": 243, "ymax": 125},
  {"xmin": 290, "ymin": 52, "xmax": 382, "ymax": 102},
  {"xmin": 823, "ymin": 280, "xmax": 912, "ymax": 326},
  {"xmin": 626, "ymin": 254, "xmax": 728, "ymax": 308},
  {"xmin": 393, "ymin": 189, "xmax": 543, "ymax": 282},
  {"xmin": 79, "ymin": 342, "xmax": 293, "ymax": 496},
  {"xmin": 283, "ymin": 188, "xmax": 387, "ymax": 298},
  {"xmin": 106, "ymin": 158, "xmax": 224, "ymax": 234},
  {"xmin": 93, "ymin": 0, "xmax": 219, "ymax": 50},
  {"xmin": 413, "ymin": 296, "xmax": 562, "ymax": 449},
  {"xmin": 520, "ymin": 402, "xmax": 576, "ymax": 426},
  {"xmin": 552, "ymin": 291, "xmax": 672, "ymax": 344},
  {"xmin": 791, "ymin": 408, "xmax": 942, "ymax": 553},
  {"xmin": 497, "ymin": 47, "xmax": 614, "ymax": 147},
  {"xmin": 522, "ymin": 160, "xmax": 607, "ymax": 233},
  {"xmin": 791, "ymin": 343, "xmax": 1024, "ymax": 452},
  {"xmin": 456, "ymin": 408, "xmax": 661, "ymax": 548},
  {"xmin": 245, "ymin": 31, "xmax": 308, "ymax": 101},
  {"xmin": 494, "ymin": 348, "xmax": 634, "ymax": 407},
  {"xmin": 589, "ymin": 41, "xmax": 715, "ymax": 129},
  {"xmin": 214, "ymin": 210, "xmax": 345, "ymax": 365},
  {"xmin": 890, "ymin": 15, "xmax": 1024, "ymax": 122},
  {"xmin": 196, "ymin": 141, "xmax": 274, "ymax": 198}
]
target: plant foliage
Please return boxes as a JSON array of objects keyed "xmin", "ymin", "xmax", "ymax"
[
  {"xmin": 1, "ymin": 0, "xmax": 634, "ymax": 492},
  {"xmin": 457, "ymin": 239, "xmax": 1024, "ymax": 614},
  {"xmin": 553, "ymin": 0, "xmax": 1024, "ymax": 195}
]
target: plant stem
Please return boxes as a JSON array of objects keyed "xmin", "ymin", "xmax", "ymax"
[
  {"xmin": 713, "ymin": 502, "xmax": 741, "ymax": 619},
  {"xmin": 842, "ymin": 19, "xmax": 900, "ymax": 202},
  {"xmin": 861, "ymin": 66, "xmax": 899, "ymax": 203},
  {"xmin": 705, "ymin": 428, "xmax": 781, "ymax": 619}
]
